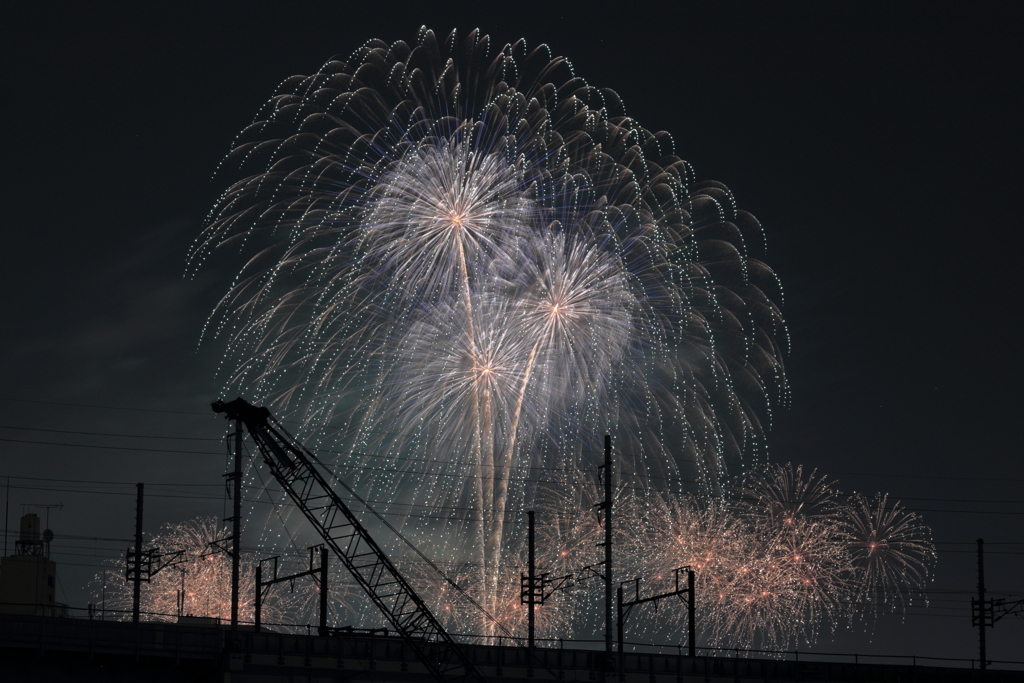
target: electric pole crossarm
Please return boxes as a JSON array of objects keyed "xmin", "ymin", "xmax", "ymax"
[
  {"xmin": 992, "ymin": 598, "xmax": 1024, "ymax": 621},
  {"xmin": 521, "ymin": 510, "xmax": 574, "ymax": 656},
  {"xmin": 976, "ymin": 597, "xmax": 1024, "ymax": 626},
  {"xmin": 259, "ymin": 547, "xmax": 323, "ymax": 588},
  {"xmin": 256, "ymin": 547, "xmax": 329, "ymax": 634},
  {"xmin": 541, "ymin": 574, "xmax": 574, "ymax": 601},
  {"xmin": 212, "ymin": 398, "xmax": 484, "ymax": 683},
  {"xmin": 617, "ymin": 568, "xmax": 696, "ymax": 660},
  {"xmin": 149, "ymin": 549, "xmax": 188, "ymax": 576}
]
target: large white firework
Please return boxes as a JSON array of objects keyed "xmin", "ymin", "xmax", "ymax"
[{"xmin": 191, "ymin": 28, "xmax": 787, "ymax": 636}]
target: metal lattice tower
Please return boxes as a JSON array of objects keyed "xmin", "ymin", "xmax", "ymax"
[{"xmin": 212, "ymin": 397, "xmax": 485, "ymax": 683}]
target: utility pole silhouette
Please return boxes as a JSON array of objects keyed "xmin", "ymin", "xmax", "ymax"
[
  {"xmin": 975, "ymin": 538, "xmax": 989, "ymax": 672},
  {"xmin": 131, "ymin": 483, "xmax": 143, "ymax": 623},
  {"xmin": 527, "ymin": 510, "xmax": 537, "ymax": 649},
  {"xmin": 229, "ymin": 417, "xmax": 243, "ymax": 631},
  {"xmin": 581, "ymin": 436, "xmax": 615, "ymax": 678},
  {"xmin": 600, "ymin": 435, "xmax": 612, "ymax": 673},
  {"xmin": 520, "ymin": 511, "xmax": 571, "ymax": 653},
  {"xmin": 972, "ymin": 537, "xmax": 1024, "ymax": 672}
]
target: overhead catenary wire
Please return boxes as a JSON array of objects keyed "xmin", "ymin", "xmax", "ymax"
[
  {"xmin": 2, "ymin": 476, "xmax": 1023, "ymax": 523},
  {"xmin": 1, "ymin": 398, "xmax": 1021, "ymax": 483},
  {"xmin": 5, "ymin": 469, "xmax": 1024, "ymax": 511},
  {"xmin": 0, "ymin": 425, "xmax": 221, "ymax": 440},
  {"xmin": 4, "ymin": 417, "xmax": 1024, "ymax": 486},
  {"xmin": 0, "ymin": 397, "xmax": 211, "ymax": 416}
]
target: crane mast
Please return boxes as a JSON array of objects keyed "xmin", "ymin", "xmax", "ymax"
[{"xmin": 211, "ymin": 397, "xmax": 485, "ymax": 683}]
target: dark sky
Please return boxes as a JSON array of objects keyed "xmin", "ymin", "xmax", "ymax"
[{"xmin": 3, "ymin": 1, "xmax": 1021, "ymax": 664}]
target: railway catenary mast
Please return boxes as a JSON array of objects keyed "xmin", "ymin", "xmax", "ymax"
[{"xmin": 211, "ymin": 398, "xmax": 486, "ymax": 683}]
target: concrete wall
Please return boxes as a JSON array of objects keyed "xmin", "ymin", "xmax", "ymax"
[
  {"xmin": 1, "ymin": 613, "xmax": 1020, "ymax": 683},
  {"xmin": 0, "ymin": 554, "xmax": 65, "ymax": 616}
]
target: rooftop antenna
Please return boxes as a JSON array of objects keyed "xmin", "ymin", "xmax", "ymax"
[{"xmin": 23, "ymin": 502, "xmax": 63, "ymax": 533}]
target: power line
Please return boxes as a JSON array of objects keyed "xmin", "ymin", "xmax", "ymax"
[
  {"xmin": 825, "ymin": 470, "xmax": 1024, "ymax": 484},
  {"xmin": 3, "ymin": 477, "xmax": 1022, "ymax": 522},
  {"xmin": 3, "ymin": 419, "xmax": 1023, "ymax": 506},
  {"xmin": 0, "ymin": 424, "xmax": 222, "ymax": 441},
  {"xmin": 0, "ymin": 437, "xmax": 219, "ymax": 455},
  {"xmin": 1, "ymin": 398, "xmax": 1020, "ymax": 487},
  {"xmin": 0, "ymin": 397, "xmax": 210, "ymax": 416},
  {"xmin": 4, "ymin": 472, "xmax": 1024, "ymax": 511},
  {"xmin": 1, "ymin": 474, "xmax": 224, "ymax": 487},
  {"xmin": 6, "ymin": 431, "xmax": 1024, "ymax": 510}
]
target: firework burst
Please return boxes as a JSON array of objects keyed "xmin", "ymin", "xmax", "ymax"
[
  {"xmin": 734, "ymin": 463, "xmax": 841, "ymax": 530},
  {"xmin": 90, "ymin": 517, "xmax": 264, "ymax": 624},
  {"xmin": 89, "ymin": 517, "xmax": 359, "ymax": 630},
  {"xmin": 359, "ymin": 136, "xmax": 535, "ymax": 305},
  {"xmin": 191, "ymin": 27, "xmax": 787, "ymax": 635},
  {"xmin": 642, "ymin": 490, "xmax": 806, "ymax": 649},
  {"xmin": 191, "ymin": 25, "xmax": 787, "ymax": 481},
  {"xmin": 732, "ymin": 463, "xmax": 853, "ymax": 638},
  {"xmin": 638, "ymin": 465, "xmax": 935, "ymax": 651},
  {"xmin": 841, "ymin": 493, "xmax": 935, "ymax": 610}
]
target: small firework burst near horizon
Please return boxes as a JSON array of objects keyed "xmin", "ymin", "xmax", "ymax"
[
  {"xmin": 86, "ymin": 468, "xmax": 935, "ymax": 650},
  {"xmin": 89, "ymin": 517, "xmax": 359, "ymax": 631},
  {"xmin": 842, "ymin": 492, "xmax": 936, "ymax": 610},
  {"xmin": 90, "ymin": 517, "xmax": 261, "ymax": 624},
  {"xmin": 190, "ymin": 24, "xmax": 786, "ymax": 486},
  {"xmin": 639, "ymin": 464, "xmax": 935, "ymax": 650}
]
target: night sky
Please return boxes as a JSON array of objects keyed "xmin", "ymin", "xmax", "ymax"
[{"xmin": 3, "ymin": 1, "xmax": 1021, "ymax": 665}]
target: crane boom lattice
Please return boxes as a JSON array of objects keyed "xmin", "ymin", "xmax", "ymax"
[{"xmin": 212, "ymin": 397, "xmax": 484, "ymax": 683}]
